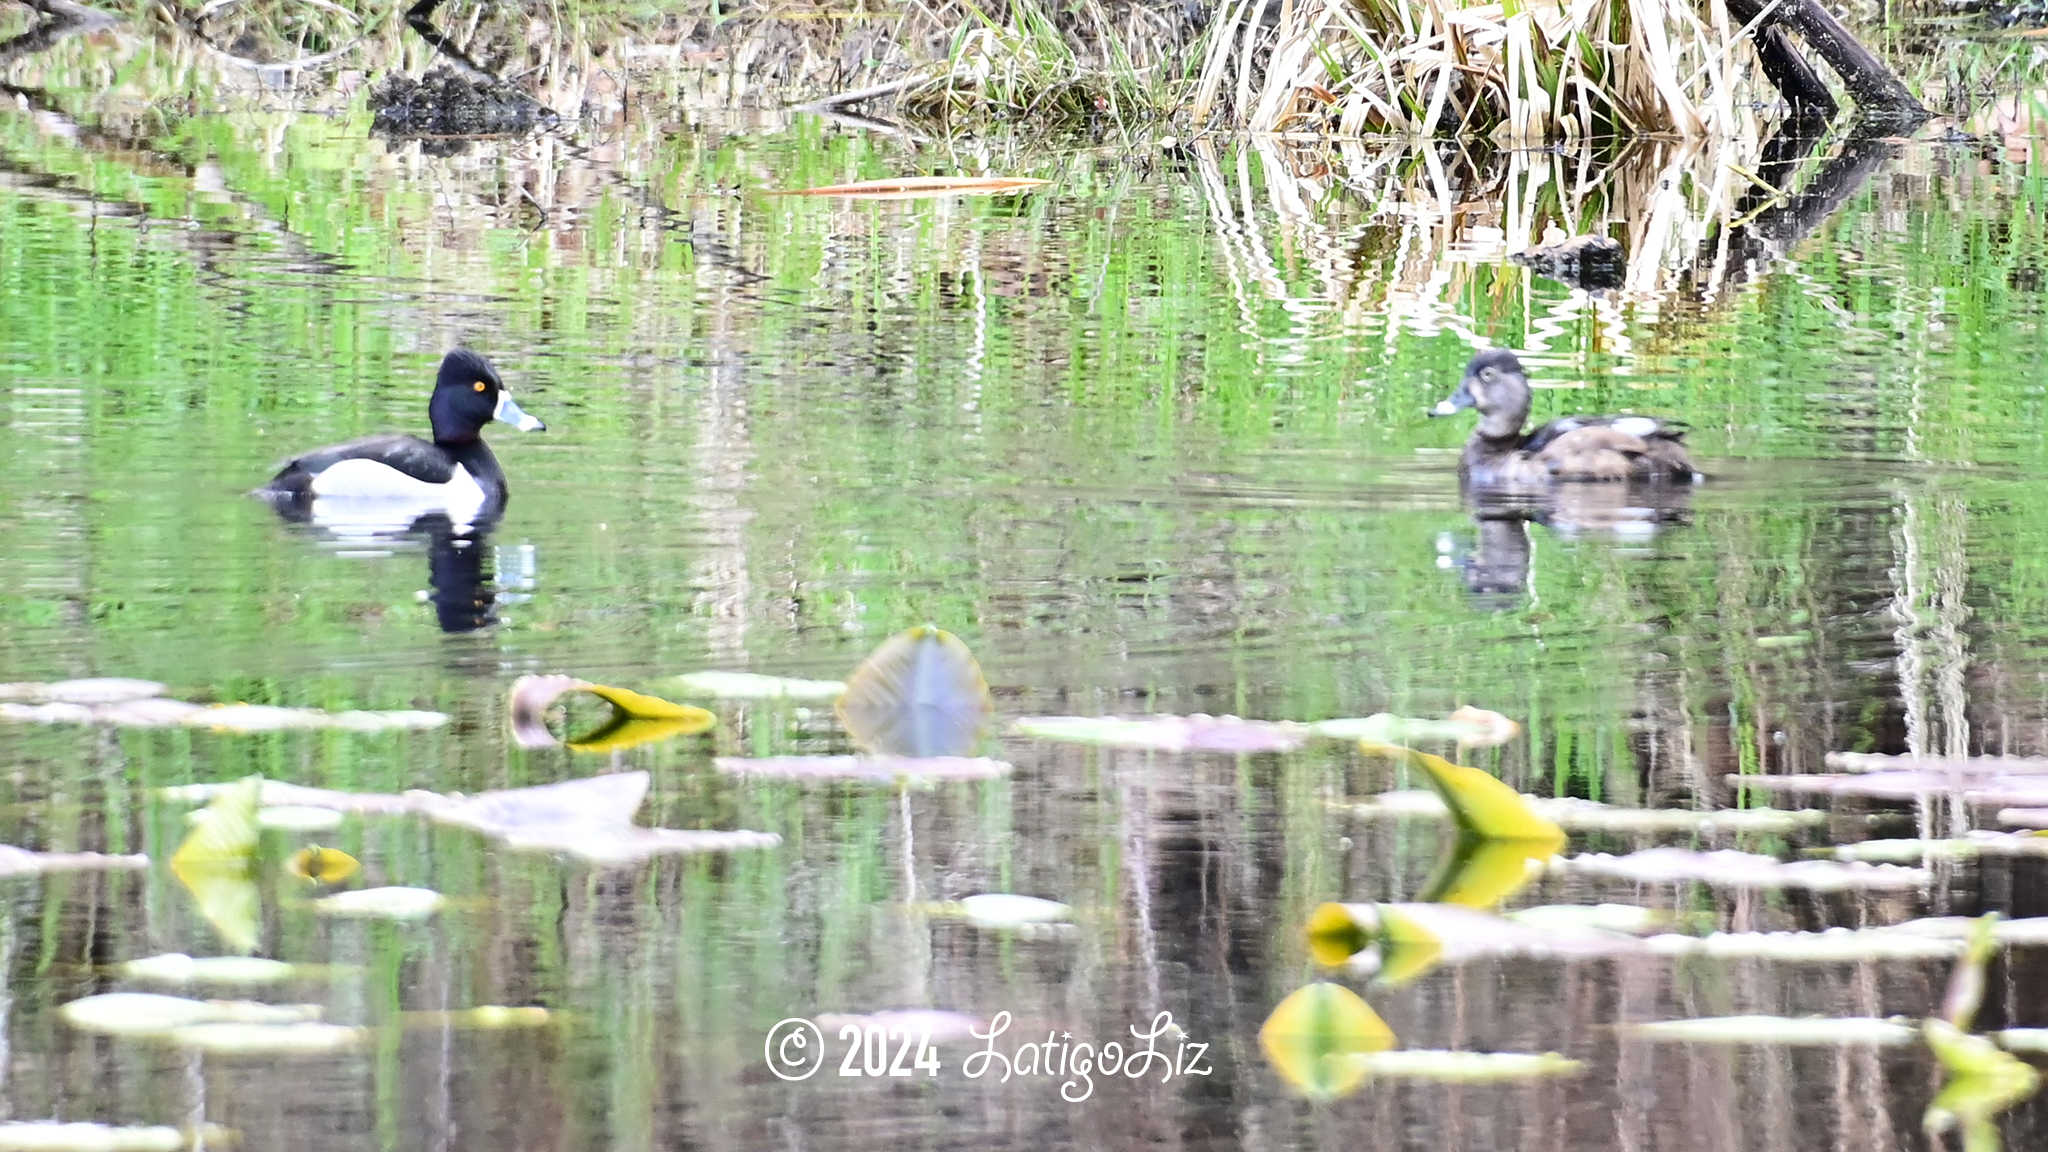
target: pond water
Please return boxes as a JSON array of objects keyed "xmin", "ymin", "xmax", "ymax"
[{"xmin": 4, "ymin": 12, "xmax": 2048, "ymax": 1152}]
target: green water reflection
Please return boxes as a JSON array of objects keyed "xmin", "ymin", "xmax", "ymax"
[{"xmin": 4, "ymin": 11, "xmax": 2048, "ymax": 1151}]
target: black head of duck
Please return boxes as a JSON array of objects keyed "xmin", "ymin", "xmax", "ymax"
[
  {"xmin": 1430, "ymin": 349, "xmax": 1696, "ymax": 486},
  {"xmin": 256, "ymin": 348, "xmax": 546, "ymax": 530}
]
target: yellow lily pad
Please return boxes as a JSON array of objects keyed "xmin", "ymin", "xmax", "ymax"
[{"xmin": 508, "ymin": 675, "xmax": 716, "ymax": 750}]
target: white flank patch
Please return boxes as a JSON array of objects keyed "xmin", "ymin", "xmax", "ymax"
[
  {"xmin": 1609, "ymin": 416, "xmax": 1659, "ymax": 438},
  {"xmin": 309, "ymin": 460, "xmax": 486, "ymax": 534}
]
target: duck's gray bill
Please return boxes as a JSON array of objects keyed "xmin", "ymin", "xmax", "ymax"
[{"xmin": 494, "ymin": 391, "xmax": 546, "ymax": 432}]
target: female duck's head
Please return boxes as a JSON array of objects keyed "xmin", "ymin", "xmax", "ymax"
[
  {"xmin": 429, "ymin": 348, "xmax": 546, "ymax": 445},
  {"xmin": 1430, "ymin": 348, "xmax": 1531, "ymax": 439}
]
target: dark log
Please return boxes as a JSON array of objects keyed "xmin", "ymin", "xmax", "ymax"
[
  {"xmin": 1732, "ymin": 0, "xmax": 1926, "ymax": 125},
  {"xmin": 1728, "ymin": 0, "xmax": 1839, "ymax": 120}
]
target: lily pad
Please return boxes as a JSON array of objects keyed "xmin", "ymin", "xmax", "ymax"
[
  {"xmin": 712, "ymin": 754, "xmax": 1012, "ymax": 783},
  {"xmin": 1642, "ymin": 929, "xmax": 1966, "ymax": 961},
  {"xmin": 508, "ymin": 675, "xmax": 716, "ymax": 751},
  {"xmin": 1259, "ymin": 983, "xmax": 1397, "ymax": 1101},
  {"xmin": 1737, "ymin": 771, "xmax": 2048, "ymax": 807},
  {"xmin": 0, "ymin": 1123, "xmax": 230, "ymax": 1152},
  {"xmin": 1342, "ymin": 792, "xmax": 1825, "ymax": 834},
  {"xmin": 1310, "ymin": 707, "xmax": 1520, "ymax": 748},
  {"xmin": 1307, "ymin": 901, "xmax": 1642, "ymax": 982},
  {"xmin": 957, "ymin": 893, "xmax": 1071, "ymax": 928},
  {"xmin": 314, "ymin": 886, "xmax": 445, "ymax": 920},
  {"xmin": 60, "ymin": 992, "xmax": 320, "ymax": 1036},
  {"xmin": 118, "ymin": 954, "xmax": 297, "ymax": 986},
  {"xmin": 0, "ymin": 678, "xmax": 165, "ymax": 704},
  {"xmin": 1504, "ymin": 904, "xmax": 1669, "ymax": 935},
  {"xmin": 838, "ymin": 626, "xmax": 992, "ymax": 757},
  {"xmin": 1620, "ymin": 1015, "xmax": 1920, "ymax": 1046},
  {"xmin": 168, "ymin": 1021, "xmax": 367, "ymax": 1055},
  {"xmin": 1012, "ymin": 714, "xmax": 1305, "ymax": 753},
  {"xmin": 402, "ymin": 1006, "xmax": 554, "ymax": 1029},
  {"xmin": 1924, "ymin": 1018, "xmax": 2041, "ymax": 1145},
  {"xmin": 1554, "ymin": 848, "xmax": 1930, "ymax": 891},
  {"xmin": 0, "ymin": 845, "xmax": 149, "ymax": 878},
  {"xmin": 666, "ymin": 671, "xmax": 847, "ymax": 701},
  {"xmin": 1353, "ymin": 1050, "xmax": 1583, "ymax": 1081},
  {"xmin": 1362, "ymin": 743, "xmax": 1566, "ymax": 847}
]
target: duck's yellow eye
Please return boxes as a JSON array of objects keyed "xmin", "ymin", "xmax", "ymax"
[{"xmin": 473, "ymin": 381, "xmax": 488, "ymax": 392}]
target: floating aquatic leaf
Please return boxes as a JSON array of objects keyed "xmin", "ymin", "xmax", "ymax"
[
  {"xmin": 712, "ymin": 754, "xmax": 1012, "ymax": 783},
  {"xmin": 1259, "ymin": 983, "xmax": 1396, "ymax": 1101},
  {"xmin": 1307, "ymin": 901, "xmax": 1641, "ymax": 983},
  {"xmin": 1363, "ymin": 743, "xmax": 1566, "ymax": 847},
  {"xmin": 1012, "ymin": 714, "xmax": 1306, "ymax": 753},
  {"xmin": 1941, "ymin": 915, "xmax": 2001, "ymax": 1033},
  {"xmin": 1994, "ymin": 1030, "xmax": 2048, "ymax": 1053},
  {"xmin": 164, "ymin": 773, "xmax": 778, "ymax": 865},
  {"xmin": 1643, "ymin": 929, "xmax": 1965, "ymax": 962},
  {"xmin": 119, "ymin": 954, "xmax": 297, "ymax": 986},
  {"xmin": 1421, "ymin": 834, "xmax": 1559, "ymax": 908},
  {"xmin": 0, "ymin": 678, "xmax": 166, "ymax": 704},
  {"xmin": 287, "ymin": 846, "xmax": 359, "ymax": 884},
  {"xmin": 774, "ymin": 175, "xmax": 1053, "ymax": 198},
  {"xmin": 1827, "ymin": 751, "xmax": 2048, "ymax": 774},
  {"xmin": 666, "ymin": 671, "xmax": 847, "ymax": 701},
  {"xmin": 258, "ymin": 806, "xmax": 345, "ymax": 832},
  {"xmin": 401, "ymin": 1006, "xmax": 554, "ymax": 1029},
  {"xmin": 956, "ymin": 894, "xmax": 1071, "ymax": 928},
  {"xmin": 1924, "ymin": 1018, "xmax": 2042, "ymax": 1149},
  {"xmin": 60, "ymin": 992, "xmax": 319, "ymax": 1036},
  {"xmin": 1353, "ymin": 1050, "xmax": 1583, "ymax": 1081},
  {"xmin": 1310, "ymin": 707, "xmax": 1520, "ymax": 748},
  {"xmin": 507, "ymin": 675, "xmax": 716, "ymax": 751},
  {"xmin": 813, "ymin": 1009, "xmax": 987, "ymax": 1046},
  {"xmin": 0, "ymin": 845, "xmax": 149, "ymax": 878},
  {"xmin": 0, "ymin": 1122, "xmax": 232, "ymax": 1152},
  {"xmin": 1876, "ymin": 916, "xmax": 2048, "ymax": 947},
  {"xmin": 1504, "ymin": 904, "xmax": 1669, "ymax": 935},
  {"xmin": 839, "ymin": 626, "xmax": 992, "ymax": 757},
  {"xmin": 1342, "ymin": 791, "xmax": 1825, "ymax": 834},
  {"xmin": 184, "ymin": 704, "xmax": 447, "ymax": 733},
  {"xmin": 170, "ymin": 777, "xmax": 263, "ymax": 953},
  {"xmin": 314, "ymin": 886, "xmax": 445, "ymax": 920},
  {"xmin": 168, "ymin": 1021, "xmax": 366, "ymax": 1055},
  {"xmin": 1620, "ymin": 1016, "xmax": 1920, "ymax": 1046},
  {"xmin": 1555, "ymin": 848, "xmax": 1930, "ymax": 891},
  {"xmin": 1737, "ymin": 771, "xmax": 2048, "ymax": 807}
]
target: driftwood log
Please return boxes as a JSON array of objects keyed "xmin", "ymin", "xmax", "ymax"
[{"xmin": 1730, "ymin": 0, "xmax": 1926, "ymax": 125}]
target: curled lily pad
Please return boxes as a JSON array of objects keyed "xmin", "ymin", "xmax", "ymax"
[
  {"xmin": 1555, "ymin": 848, "xmax": 1930, "ymax": 891},
  {"xmin": 401, "ymin": 1006, "xmax": 553, "ymax": 1029},
  {"xmin": 1362, "ymin": 744, "xmax": 1565, "ymax": 846},
  {"xmin": 119, "ymin": 955, "xmax": 297, "ymax": 985},
  {"xmin": 1504, "ymin": 904, "xmax": 1669, "ymax": 935},
  {"xmin": 1307, "ymin": 901, "xmax": 1641, "ymax": 983},
  {"xmin": 287, "ymin": 846, "xmax": 359, "ymax": 884},
  {"xmin": 667, "ymin": 671, "xmax": 846, "ymax": 700},
  {"xmin": 60, "ymin": 993, "xmax": 320, "ymax": 1036},
  {"xmin": 1354, "ymin": 1050, "xmax": 1583, "ymax": 1081},
  {"xmin": 170, "ymin": 777, "xmax": 263, "ymax": 953},
  {"xmin": 1738, "ymin": 771, "xmax": 2048, "ymax": 807},
  {"xmin": 183, "ymin": 705, "xmax": 446, "ymax": 733},
  {"xmin": 838, "ymin": 626, "xmax": 992, "ymax": 757},
  {"xmin": 1259, "ymin": 983, "xmax": 1396, "ymax": 1101},
  {"xmin": 1011, "ymin": 714, "xmax": 1305, "ymax": 753},
  {"xmin": 956, "ymin": 894, "xmax": 1071, "ymax": 928},
  {"xmin": 712, "ymin": 754, "xmax": 1012, "ymax": 783},
  {"xmin": 1620, "ymin": 1016, "xmax": 1920, "ymax": 1046},
  {"xmin": 314, "ymin": 886, "xmax": 445, "ymax": 920},
  {"xmin": 508, "ymin": 675, "xmax": 716, "ymax": 751},
  {"xmin": 0, "ymin": 1123, "xmax": 232, "ymax": 1152},
  {"xmin": 168, "ymin": 1021, "xmax": 366, "ymax": 1055}
]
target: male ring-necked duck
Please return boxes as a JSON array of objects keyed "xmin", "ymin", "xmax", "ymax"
[
  {"xmin": 1429, "ymin": 349, "xmax": 1696, "ymax": 485},
  {"xmin": 257, "ymin": 348, "xmax": 545, "ymax": 527}
]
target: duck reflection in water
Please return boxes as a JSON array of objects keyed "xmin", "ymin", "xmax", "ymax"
[
  {"xmin": 1440, "ymin": 485, "xmax": 1694, "ymax": 610},
  {"xmin": 265, "ymin": 502, "xmax": 514, "ymax": 634}
]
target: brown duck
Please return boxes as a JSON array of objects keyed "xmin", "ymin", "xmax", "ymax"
[{"xmin": 1431, "ymin": 349, "xmax": 1697, "ymax": 485}]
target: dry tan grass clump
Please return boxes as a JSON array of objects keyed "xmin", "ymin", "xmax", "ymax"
[{"xmin": 1196, "ymin": 0, "xmax": 1776, "ymax": 141}]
